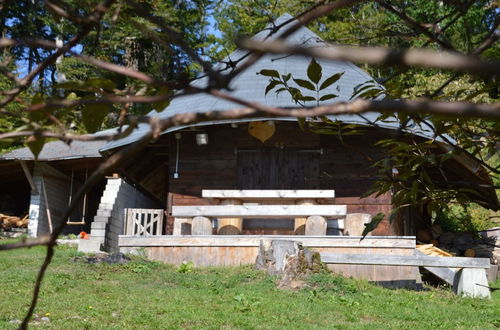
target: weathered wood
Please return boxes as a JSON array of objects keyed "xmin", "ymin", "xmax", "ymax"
[
  {"xmin": 294, "ymin": 199, "xmax": 315, "ymax": 235},
  {"xmin": 125, "ymin": 208, "xmax": 164, "ymax": 236},
  {"xmin": 454, "ymin": 268, "xmax": 491, "ymax": 298},
  {"xmin": 191, "ymin": 216, "xmax": 212, "ymax": 235},
  {"xmin": 203, "ymin": 190, "xmax": 335, "ymax": 200},
  {"xmin": 19, "ymin": 160, "xmax": 38, "ymax": 194},
  {"xmin": 320, "ymin": 253, "xmax": 491, "ymax": 269},
  {"xmin": 415, "ymin": 250, "xmax": 456, "ymax": 286},
  {"xmin": 172, "ymin": 217, "xmax": 192, "ymax": 235},
  {"xmin": 344, "ymin": 213, "xmax": 371, "ymax": 236},
  {"xmin": 119, "ymin": 235, "xmax": 416, "ymax": 248},
  {"xmin": 172, "ymin": 204, "xmax": 346, "ymax": 218},
  {"xmin": 218, "ymin": 198, "xmax": 243, "ymax": 235},
  {"xmin": 305, "ymin": 215, "xmax": 326, "ymax": 236},
  {"xmin": 41, "ymin": 177, "xmax": 53, "ymax": 234}
]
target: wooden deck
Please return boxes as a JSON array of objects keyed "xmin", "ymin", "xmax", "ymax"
[{"xmin": 119, "ymin": 235, "xmax": 418, "ymax": 286}]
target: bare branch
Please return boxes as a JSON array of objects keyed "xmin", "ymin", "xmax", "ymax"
[
  {"xmin": 377, "ymin": 0, "xmax": 455, "ymax": 51},
  {"xmin": 238, "ymin": 39, "xmax": 500, "ymax": 77}
]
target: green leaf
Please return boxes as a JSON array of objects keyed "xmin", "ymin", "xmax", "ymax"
[
  {"xmin": 293, "ymin": 78, "xmax": 316, "ymax": 91},
  {"xmin": 258, "ymin": 69, "xmax": 280, "ymax": 78},
  {"xmin": 26, "ymin": 135, "xmax": 45, "ymax": 160},
  {"xmin": 319, "ymin": 94, "xmax": 338, "ymax": 101},
  {"xmin": 361, "ymin": 213, "xmax": 385, "ymax": 239},
  {"xmin": 320, "ymin": 72, "xmax": 344, "ymax": 90},
  {"xmin": 87, "ymin": 78, "xmax": 116, "ymax": 91},
  {"xmin": 152, "ymin": 87, "xmax": 172, "ymax": 112},
  {"xmin": 82, "ymin": 104, "xmax": 109, "ymax": 133},
  {"xmin": 282, "ymin": 73, "xmax": 291, "ymax": 82},
  {"xmin": 298, "ymin": 96, "xmax": 316, "ymax": 102},
  {"xmin": 29, "ymin": 93, "xmax": 45, "ymax": 123},
  {"xmin": 265, "ymin": 80, "xmax": 281, "ymax": 95},
  {"xmin": 307, "ymin": 58, "xmax": 322, "ymax": 84}
]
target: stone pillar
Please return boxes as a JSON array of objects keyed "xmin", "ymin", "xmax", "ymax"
[
  {"xmin": 294, "ymin": 199, "xmax": 316, "ymax": 235},
  {"xmin": 305, "ymin": 215, "xmax": 327, "ymax": 236},
  {"xmin": 344, "ymin": 213, "xmax": 372, "ymax": 236},
  {"xmin": 191, "ymin": 216, "xmax": 212, "ymax": 235},
  {"xmin": 218, "ymin": 199, "xmax": 243, "ymax": 235}
]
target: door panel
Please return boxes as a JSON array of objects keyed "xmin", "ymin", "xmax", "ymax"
[{"xmin": 237, "ymin": 148, "xmax": 319, "ymax": 189}]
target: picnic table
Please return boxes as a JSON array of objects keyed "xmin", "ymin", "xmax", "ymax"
[{"xmin": 172, "ymin": 189, "xmax": 349, "ymax": 235}]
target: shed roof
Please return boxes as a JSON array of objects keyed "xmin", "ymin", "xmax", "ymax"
[
  {"xmin": 0, "ymin": 129, "xmax": 116, "ymax": 161},
  {"xmin": 101, "ymin": 13, "xmax": 441, "ymax": 152}
]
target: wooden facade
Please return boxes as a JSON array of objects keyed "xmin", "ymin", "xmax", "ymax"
[{"xmin": 125, "ymin": 121, "xmax": 404, "ymax": 236}]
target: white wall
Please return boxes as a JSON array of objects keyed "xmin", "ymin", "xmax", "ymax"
[
  {"xmin": 82, "ymin": 177, "xmax": 159, "ymax": 253},
  {"xmin": 28, "ymin": 163, "xmax": 71, "ymax": 237}
]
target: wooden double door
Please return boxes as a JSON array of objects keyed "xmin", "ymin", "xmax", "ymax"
[{"xmin": 237, "ymin": 148, "xmax": 320, "ymax": 189}]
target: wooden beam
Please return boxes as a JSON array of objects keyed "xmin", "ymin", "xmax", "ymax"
[
  {"xmin": 172, "ymin": 204, "xmax": 346, "ymax": 218},
  {"xmin": 202, "ymin": 189, "xmax": 335, "ymax": 200},
  {"xmin": 320, "ymin": 253, "xmax": 491, "ymax": 269},
  {"xmin": 19, "ymin": 160, "xmax": 38, "ymax": 194},
  {"xmin": 118, "ymin": 235, "xmax": 416, "ymax": 248}
]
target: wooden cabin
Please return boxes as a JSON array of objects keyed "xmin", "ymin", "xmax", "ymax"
[{"xmin": 87, "ymin": 14, "xmax": 499, "ymax": 280}]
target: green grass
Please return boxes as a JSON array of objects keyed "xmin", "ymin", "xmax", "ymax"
[{"xmin": 0, "ymin": 242, "xmax": 499, "ymax": 329}]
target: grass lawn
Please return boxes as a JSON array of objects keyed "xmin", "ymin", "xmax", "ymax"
[{"xmin": 0, "ymin": 242, "xmax": 499, "ymax": 329}]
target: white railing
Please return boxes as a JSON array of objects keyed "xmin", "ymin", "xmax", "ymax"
[{"xmin": 124, "ymin": 208, "xmax": 164, "ymax": 236}]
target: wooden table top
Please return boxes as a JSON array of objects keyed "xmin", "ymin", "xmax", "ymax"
[{"xmin": 202, "ymin": 189, "xmax": 335, "ymax": 200}]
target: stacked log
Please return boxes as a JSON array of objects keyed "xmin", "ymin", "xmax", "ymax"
[
  {"xmin": 416, "ymin": 224, "xmax": 499, "ymax": 267},
  {"xmin": 0, "ymin": 213, "xmax": 28, "ymax": 230}
]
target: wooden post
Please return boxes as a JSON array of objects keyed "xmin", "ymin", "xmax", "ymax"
[
  {"xmin": 173, "ymin": 217, "xmax": 192, "ymax": 235},
  {"xmin": 191, "ymin": 216, "xmax": 212, "ymax": 235},
  {"xmin": 218, "ymin": 199, "xmax": 243, "ymax": 235},
  {"xmin": 294, "ymin": 199, "xmax": 315, "ymax": 235},
  {"xmin": 344, "ymin": 213, "xmax": 372, "ymax": 236},
  {"xmin": 305, "ymin": 215, "xmax": 326, "ymax": 236}
]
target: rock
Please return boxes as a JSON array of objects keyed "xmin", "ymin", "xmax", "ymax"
[
  {"xmin": 9, "ymin": 319, "xmax": 21, "ymax": 324},
  {"xmin": 72, "ymin": 252, "xmax": 131, "ymax": 265},
  {"xmin": 439, "ymin": 232, "xmax": 455, "ymax": 246},
  {"xmin": 41, "ymin": 317, "xmax": 50, "ymax": 322}
]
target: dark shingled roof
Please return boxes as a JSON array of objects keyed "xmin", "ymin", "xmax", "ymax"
[
  {"xmin": 101, "ymin": 13, "xmax": 443, "ymax": 152},
  {"xmin": 0, "ymin": 129, "xmax": 118, "ymax": 161}
]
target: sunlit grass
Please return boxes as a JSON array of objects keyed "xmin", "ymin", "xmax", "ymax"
[{"xmin": 0, "ymin": 241, "xmax": 498, "ymax": 329}]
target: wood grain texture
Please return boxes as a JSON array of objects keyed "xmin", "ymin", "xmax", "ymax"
[
  {"xmin": 320, "ymin": 253, "xmax": 491, "ymax": 268},
  {"xmin": 172, "ymin": 204, "xmax": 347, "ymax": 218}
]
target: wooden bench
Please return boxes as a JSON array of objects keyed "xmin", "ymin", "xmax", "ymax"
[
  {"xmin": 172, "ymin": 204, "xmax": 347, "ymax": 236},
  {"xmin": 320, "ymin": 252, "xmax": 492, "ymax": 298}
]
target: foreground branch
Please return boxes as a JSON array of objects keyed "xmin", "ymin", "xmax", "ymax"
[{"xmin": 238, "ymin": 39, "xmax": 500, "ymax": 77}]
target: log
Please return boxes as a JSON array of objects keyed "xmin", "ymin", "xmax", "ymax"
[
  {"xmin": 294, "ymin": 199, "xmax": 315, "ymax": 236},
  {"xmin": 218, "ymin": 199, "xmax": 243, "ymax": 235},
  {"xmin": 191, "ymin": 216, "xmax": 212, "ymax": 236},
  {"xmin": 254, "ymin": 240, "xmax": 326, "ymax": 289},
  {"xmin": 344, "ymin": 213, "xmax": 371, "ymax": 236},
  {"xmin": 305, "ymin": 215, "xmax": 326, "ymax": 236}
]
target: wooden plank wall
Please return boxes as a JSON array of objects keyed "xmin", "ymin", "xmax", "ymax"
[
  {"xmin": 119, "ymin": 236, "xmax": 417, "ymax": 285},
  {"xmin": 166, "ymin": 122, "xmax": 403, "ymax": 235}
]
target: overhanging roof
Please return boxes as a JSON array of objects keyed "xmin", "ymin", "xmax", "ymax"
[
  {"xmin": 0, "ymin": 129, "xmax": 117, "ymax": 161},
  {"xmin": 101, "ymin": 13, "xmax": 445, "ymax": 152}
]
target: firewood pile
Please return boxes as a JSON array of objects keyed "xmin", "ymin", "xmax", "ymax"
[
  {"xmin": 417, "ymin": 224, "xmax": 500, "ymax": 265},
  {"xmin": 0, "ymin": 213, "xmax": 29, "ymax": 230}
]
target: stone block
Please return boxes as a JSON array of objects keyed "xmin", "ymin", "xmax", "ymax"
[
  {"xmin": 454, "ymin": 268, "xmax": 491, "ymax": 299},
  {"xmin": 77, "ymin": 239, "xmax": 103, "ymax": 253}
]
